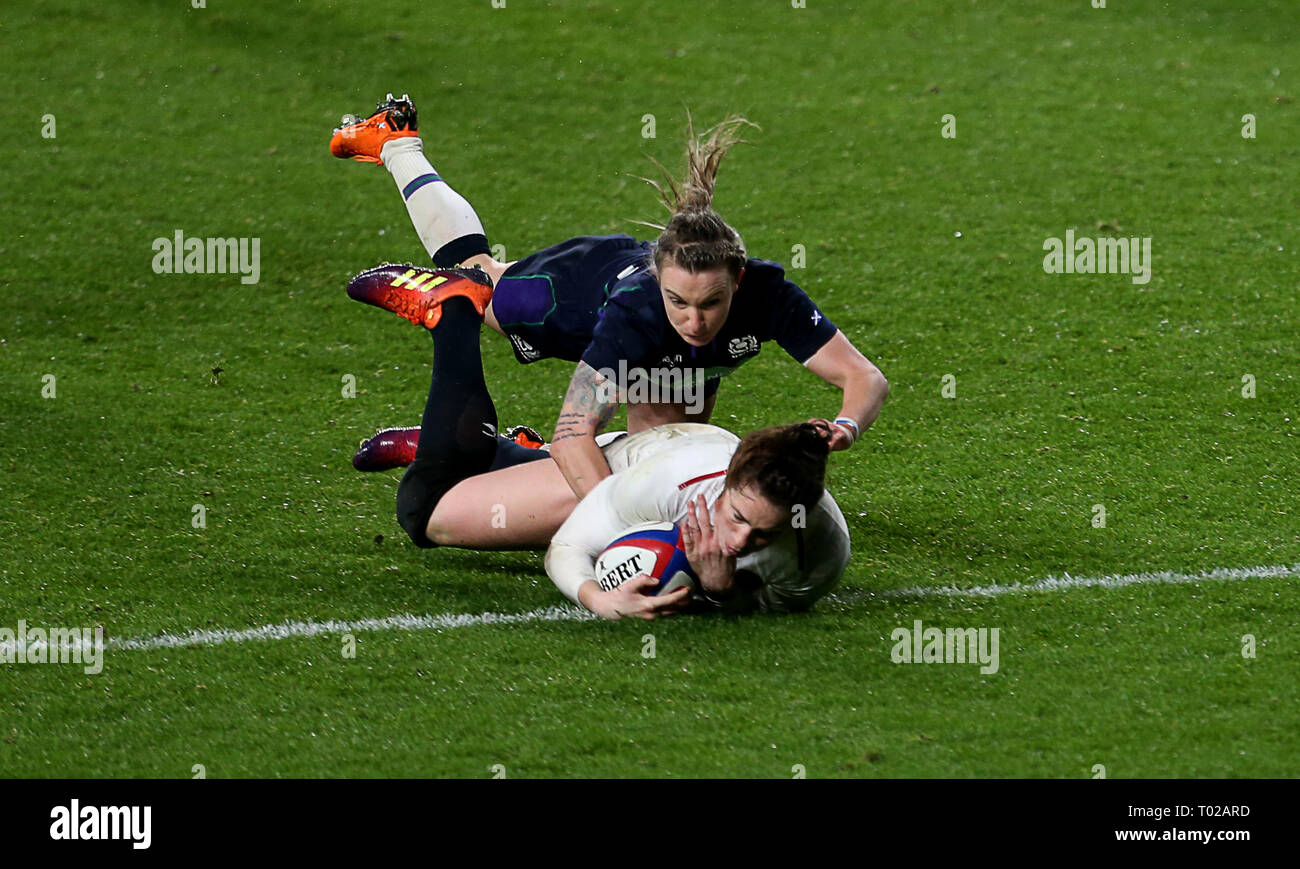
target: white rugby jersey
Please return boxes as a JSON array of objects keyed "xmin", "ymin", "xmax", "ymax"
[{"xmin": 545, "ymin": 423, "xmax": 851, "ymax": 613}]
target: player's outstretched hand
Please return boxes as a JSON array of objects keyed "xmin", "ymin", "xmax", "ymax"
[
  {"xmin": 594, "ymin": 575, "xmax": 691, "ymax": 621},
  {"xmin": 808, "ymin": 417, "xmax": 854, "ymax": 451},
  {"xmin": 683, "ymin": 494, "xmax": 736, "ymax": 594}
]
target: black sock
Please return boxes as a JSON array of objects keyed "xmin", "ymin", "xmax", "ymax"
[
  {"xmin": 414, "ymin": 297, "xmax": 497, "ymax": 464},
  {"xmin": 432, "ymin": 234, "xmax": 491, "ymax": 269},
  {"xmin": 395, "ymin": 297, "xmax": 498, "ymax": 547},
  {"xmin": 488, "ymin": 437, "xmax": 552, "ymax": 471}
]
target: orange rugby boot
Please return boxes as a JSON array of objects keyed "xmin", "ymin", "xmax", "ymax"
[
  {"xmin": 329, "ymin": 93, "xmax": 419, "ymax": 165},
  {"xmin": 505, "ymin": 425, "xmax": 546, "ymax": 450},
  {"xmin": 346, "ymin": 263, "xmax": 494, "ymax": 330}
]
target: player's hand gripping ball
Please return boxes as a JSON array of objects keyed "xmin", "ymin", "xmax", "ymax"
[{"xmin": 594, "ymin": 522, "xmax": 699, "ymax": 596}]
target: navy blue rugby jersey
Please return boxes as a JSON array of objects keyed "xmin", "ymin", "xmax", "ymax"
[
  {"xmin": 580, "ymin": 258, "xmax": 839, "ymax": 389},
  {"xmin": 492, "ymin": 235, "xmax": 653, "ymax": 364}
]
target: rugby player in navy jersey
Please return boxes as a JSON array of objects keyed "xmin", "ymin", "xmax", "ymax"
[{"xmin": 331, "ymin": 95, "xmax": 889, "ymax": 499}]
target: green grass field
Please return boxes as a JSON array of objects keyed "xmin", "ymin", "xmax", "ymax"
[{"xmin": 2, "ymin": 0, "xmax": 1297, "ymax": 778}]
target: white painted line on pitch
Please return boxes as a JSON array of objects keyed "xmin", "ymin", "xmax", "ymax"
[
  {"xmin": 3, "ymin": 563, "xmax": 1294, "ymax": 656},
  {"xmin": 0, "ymin": 605, "xmax": 595, "ymax": 657},
  {"xmin": 848, "ymin": 561, "xmax": 1300, "ymax": 602},
  {"xmin": 108, "ymin": 604, "xmax": 597, "ymax": 651}
]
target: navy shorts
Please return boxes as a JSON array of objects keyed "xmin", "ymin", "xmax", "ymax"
[{"xmin": 492, "ymin": 235, "xmax": 653, "ymax": 364}]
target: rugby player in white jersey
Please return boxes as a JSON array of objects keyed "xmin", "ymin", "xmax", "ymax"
[
  {"xmin": 344, "ymin": 270, "xmax": 851, "ymax": 620},
  {"xmin": 548, "ymin": 422, "xmax": 850, "ymax": 618}
]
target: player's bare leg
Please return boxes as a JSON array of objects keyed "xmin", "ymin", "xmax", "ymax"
[{"xmin": 425, "ymin": 458, "xmax": 577, "ymax": 549}]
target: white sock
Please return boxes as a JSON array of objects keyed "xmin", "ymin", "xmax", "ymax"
[{"xmin": 381, "ymin": 137, "xmax": 488, "ymax": 265}]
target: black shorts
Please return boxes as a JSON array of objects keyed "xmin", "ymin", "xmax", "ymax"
[{"xmin": 492, "ymin": 235, "xmax": 653, "ymax": 364}]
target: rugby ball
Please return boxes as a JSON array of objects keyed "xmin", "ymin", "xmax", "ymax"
[{"xmin": 594, "ymin": 522, "xmax": 698, "ymax": 596}]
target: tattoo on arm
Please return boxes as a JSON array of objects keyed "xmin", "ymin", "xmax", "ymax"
[
  {"xmin": 552, "ymin": 412, "xmax": 586, "ymax": 443},
  {"xmin": 553, "ymin": 363, "xmax": 618, "ymax": 442}
]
